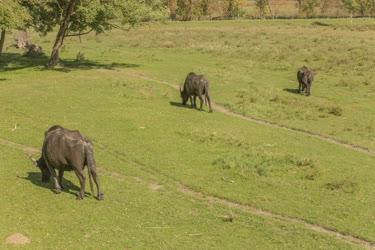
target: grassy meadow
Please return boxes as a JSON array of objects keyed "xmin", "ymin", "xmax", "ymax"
[{"xmin": 0, "ymin": 19, "xmax": 374, "ymax": 249}]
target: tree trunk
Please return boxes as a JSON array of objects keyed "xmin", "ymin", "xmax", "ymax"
[
  {"xmin": 185, "ymin": 0, "xmax": 192, "ymax": 21},
  {"xmin": 267, "ymin": 0, "xmax": 274, "ymax": 19},
  {"xmin": 0, "ymin": 30, "xmax": 6, "ymax": 56},
  {"xmin": 47, "ymin": 0, "xmax": 78, "ymax": 68}
]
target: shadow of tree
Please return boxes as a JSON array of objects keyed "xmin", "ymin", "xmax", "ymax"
[
  {"xmin": 18, "ymin": 171, "xmax": 90, "ymax": 197},
  {"xmin": 0, "ymin": 53, "xmax": 49, "ymax": 72},
  {"xmin": 0, "ymin": 53, "xmax": 140, "ymax": 72}
]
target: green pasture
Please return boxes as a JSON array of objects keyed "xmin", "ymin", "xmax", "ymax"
[{"xmin": 0, "ymin": 19, "xmax": 374, "ymax": 249}]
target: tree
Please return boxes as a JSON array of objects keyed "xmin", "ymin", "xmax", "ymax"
[
  {"xmin": 167, "ymin": 0, "xmax": 178, "ymax": 20},
  {"xmin": 255, "ymin": 0, "xmax": 267, "ymax": 17},
  {"xmin": 200, "ymin": 0, "xmax": 209, "ymax": 16},
  {"xmin": 342, "ymin": 0, "xmax": 360, "ymax": 18},
  {"xmin": 21, "ymin": 0, "xmax": 168, "ymax": 67},
  {"xmin": 0, "ymin": 0, "xmax": 29, "ymax": 55},
  {"xmin": 226, "ymin": 0, "xmax": 241, "ymax": 18},
  {"xmin": 295, "ymin": 0, "xmax": 320, "ymax": 17},
  {"xmin": 177, "ymin": 0, "xmax": 193, "ymax": 20},
  {"xmin": 340, "ymin": 0, "xmax": 375, "ymax": 17},
  {"xmin": 301, "ymin": 0, "xmax": 320, "ymax": 17}
]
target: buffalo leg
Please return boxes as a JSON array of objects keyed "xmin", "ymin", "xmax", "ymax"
[
  {"xmin": 45, "ymin": 162, "xmax": 61, "ymax": 193},
  {"xmin": 51, "ymin": 170, "xmax": 61, "ymax": 193},
  {"xmin": 89, "ymin": 166, "xmax": 104, "ymax": 200},
  {"xmin": 206, "ymin": 94, "xmax": 213, "ymax": 113},
  {"xmin": 189, "ymin": 96, "xmax": 194, "ymax": 108},
  {"xmin": 198, "ymin": 95, "xmax": 204, "ymax": 111},
  {"xmin": 298, "ymin": 82, "xmax": 302, "ymax": 93},
  {"xmin": 58, "ymin": 170, "xmax": 64, "ymax": 189},
  {"xmin": 306, "ymin": 84, "xmax": 311, "ymax": 96},
  {"xmin": 193, "ymin": 96, "xmax": 197, "ymax": 109},
  {"xmin": 74, "ymin": 168, "xmax": 86, "ymax": 200}
]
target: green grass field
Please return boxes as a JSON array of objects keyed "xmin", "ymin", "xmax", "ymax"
[{"xmin": 0, "ymin": 19, "xmax": 374, "ymax": 249}]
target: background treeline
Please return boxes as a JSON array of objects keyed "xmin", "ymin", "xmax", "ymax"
[
  {"xmin": 167, "ymin": 0, "xmax": 375, "ymax": 20},
  {"xmin": 1, "ymin": 0, "xmax": 374, "ymax": 66}
]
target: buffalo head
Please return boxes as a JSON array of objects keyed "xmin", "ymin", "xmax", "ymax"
[
  {"xmin": 180, "ymin": 87, "xmax": 188, "ymax": 105},
  {"xmin": 29, "ymin": 156, "xmax": 51, "ymax": 183}
]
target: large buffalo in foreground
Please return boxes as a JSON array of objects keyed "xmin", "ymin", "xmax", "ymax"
[
  {"xmin": 180, "ymin": 72, "xmax": 213, "ymax": 112},
  {"xmin": 30, "ymin": 125, "xmax": 103, "ymax": 200},
  {"xmin": 297, "ymin": 66, "xmax": 314, "ymax": 96}
]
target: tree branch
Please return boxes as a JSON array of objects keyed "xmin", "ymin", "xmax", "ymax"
[
  {"xmin": 56, "ymin": 0, "xmax": 64, "ymax": 19},
  {"xmin": 65, "ymin": 29, "xmax": 94, "ymax": 37},
  {"xmin": 109, "ymin": 23, "xmax": 131, "ymax": 31}
]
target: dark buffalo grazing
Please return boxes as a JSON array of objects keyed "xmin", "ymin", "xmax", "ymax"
[
  {"xmin": 297, "ymin": 66, "xmax": 314, "ymax": 96},
  {"xmin": 30, "ymin": 125, "xmax": 103, "ymax": 200},
  {"xmin": 180, "ymin": 72, "xmax": 213, "ymax": 112}
]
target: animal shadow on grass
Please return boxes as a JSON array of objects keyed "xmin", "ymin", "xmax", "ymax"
[
  {"xmin": 0, "ymin": 53, "xmax": 139, "ymax": 72},
  {"xmin": 170, "ymin": 101, "xmax": 211, "ymax": 112},
  {"xmin": 19, "ymin": 172, "xmax": 90, "ymax": 197},
  {"xmin": 283, "ymin": 88, "xmax": 300, "ymax": 94},
  {"xmin": 169, "ymin": 101, "xmax": 191, "ymax": 109}
]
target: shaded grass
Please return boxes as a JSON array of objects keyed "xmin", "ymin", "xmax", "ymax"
[{"xmin": 0, "ymin": 53, "xmax": 139, "ymax": 73}]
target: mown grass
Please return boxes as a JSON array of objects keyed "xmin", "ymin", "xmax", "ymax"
[{"xmin": 0, "ymin": 19, "xmax": 374, "ymax": 248}]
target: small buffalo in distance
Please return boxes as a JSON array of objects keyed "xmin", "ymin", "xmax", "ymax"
[
  {"xmin": 180, "ymin": 72, "xmax": 213, "ymax": 112},
  {"xmin": 30, "ymin": 125, "xmax": 103, "ymax": 200},
  {"xmin": 297, "ymin": 66, "xmax": 314, "ymax": 96}
]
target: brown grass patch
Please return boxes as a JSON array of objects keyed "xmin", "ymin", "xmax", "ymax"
[{"xmin": 5, "ymin": 233, "xmax": 31, "ymax": 245}]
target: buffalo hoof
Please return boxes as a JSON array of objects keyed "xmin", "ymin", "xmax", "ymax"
[
  {"xmin": 76, "ymin": 194, "xmax": 84, "ymax": 200},
  {"xmin": 97, "ymin": 193, "xmax": 104, "ymax": 201}
]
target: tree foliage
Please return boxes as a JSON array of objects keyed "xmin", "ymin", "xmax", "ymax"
[
  {"xmin": 295, "ymin": 0, "xmax": 320, "ymax": 17},
  {"xmin": 176, "ymin": 0, "xmax": 193, "ymax": 20},
  {"xmin": 173, "ymin": 0, "xmax": 244, "ymax": 20},
  {"xmin": 341, "ymin": 0, "xmax": 375, "ymax": 16},
  {"xmin": 21, "ymin": 0, "xmax": 167, "ymax": 36},
  {"xmin": 255, "ymin": 0, "xmax": 268, "ymax": 17},
  {"xmin": 0, "ymin": 0, "xmax": 29, "ymax": 54},
  {"xmin": 226, "ymin": 0, "xmax": 241, "ymax": 18},
  {"xmin": 0, "ymin": 0, "xmax": 29, "ymax": 30},
  {"xmin": 20, "ymin": 0, "xmax": 168, "ymax": 67}
]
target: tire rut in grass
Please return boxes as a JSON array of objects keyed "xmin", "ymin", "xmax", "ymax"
[{"xmin": 1, "ymin": 138, "xmax": 373, "ymax": 249}]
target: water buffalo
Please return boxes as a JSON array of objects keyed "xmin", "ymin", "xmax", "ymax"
[
  {"xmin": 180, "ymin": 72, "xmax": 213, "ymax": 112},
  {"xmin": 297, "ymin": 66, "xmax": 314, "ymax": 96},
  {"xmin": 30, "ymin": 125, "xmax": 103, "ymax": 200}
]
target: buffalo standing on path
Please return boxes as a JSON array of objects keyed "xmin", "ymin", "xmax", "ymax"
[
  {"xmin": 30, "ymin": 125, "xmax": 103, "ymax": 200},
  {"xmin": 297, "ymin": 66, "xmax": 314, "ymax": 96},
  {"xmin": 180, "ymin": 72, "xmax": 213, "ymax": 112}
]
